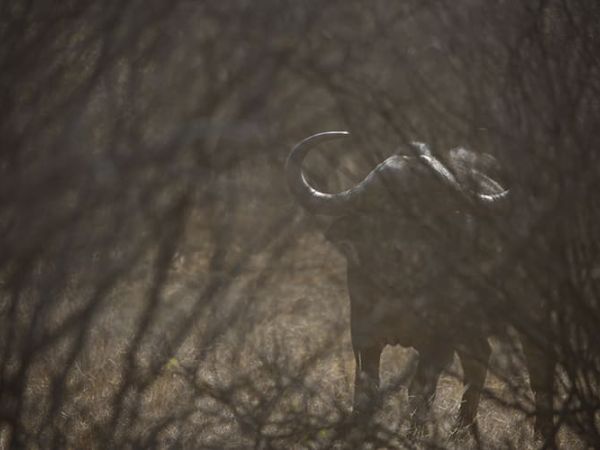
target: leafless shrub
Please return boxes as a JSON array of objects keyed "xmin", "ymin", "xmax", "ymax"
[{"xmin": 0, "ymin": 1, "xmax": 598, "ymax": 448}]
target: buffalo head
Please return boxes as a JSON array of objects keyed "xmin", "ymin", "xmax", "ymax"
[
  {"xmin": 286, "ymin": 131, "xmax": 510, "ymax": 278},
  {"xmin": 285, "ymin": 131, "xmax": 509, "ymax": 217}
]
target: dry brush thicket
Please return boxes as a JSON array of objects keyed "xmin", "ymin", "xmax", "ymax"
[{"xmin": 1, "ymin": 1, "xmax": 599, "ymax": 448}]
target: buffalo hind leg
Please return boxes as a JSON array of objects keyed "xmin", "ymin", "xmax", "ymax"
[
  {"xmin": 408, "ymin": 347, "xmax": 453, "ymax": 432},
  {"xmin": 353, "ymin": 344, "xmax": 383, "ymax": 418},
  {"xmin": 521, "ymin": 334, "xmax": 556, "ymax": 444},
  {"xmin": 457, "ymin": 339, "xmax": 491, "ymax": 429}
]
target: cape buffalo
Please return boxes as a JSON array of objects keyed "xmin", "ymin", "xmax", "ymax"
[{"xmin": 286, "ymin": 131, "xmax": 555, "ymax": 441}]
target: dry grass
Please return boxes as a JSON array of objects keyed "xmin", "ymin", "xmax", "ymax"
[{"xmin": 1, "ymin": 204, "xmax": 588, "ymax": 449}]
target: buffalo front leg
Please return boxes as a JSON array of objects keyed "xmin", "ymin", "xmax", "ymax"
[
  {"xmin": 457, "ymin": 339, "xmax": 491, "ymax": 429},
  {"xmin": 348, "ymin": 267, "xmax": 384, "ymax": 418},
  {"xmin": 352, "ymin": 343, "xmax": 383, "ymax": 418},
  {"xmin": 521, "ymin": 333, "xmax": 556, "ymax": 444},
  {"xmin": 408, "ymin": 347, "xmax": 453, "ymax": 430}
]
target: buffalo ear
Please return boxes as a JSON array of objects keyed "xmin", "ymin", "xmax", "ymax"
[
  {"xmin": 336, "ymin": 240, "xmax": 361, "ymax": 266},
  {"xmin": 324, "ymin": 218, "xmax": 350, "ymax": 247},
  {"xmin": 324, "ymin": 218, "xmax": 361, "ymax": 266}
]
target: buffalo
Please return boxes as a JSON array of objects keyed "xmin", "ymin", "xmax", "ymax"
[{"xmin": 286, "ymin": 131, "xmax": 556, "ymax": 441}]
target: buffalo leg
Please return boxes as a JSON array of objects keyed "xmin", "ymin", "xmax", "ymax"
[
  {"xmin": 521, "ymin": 334, "xmax": 555, "ymax": 443},
  {"xmin": 408, "ymin": 348, "xmax": 453, "ymax": 428},
  {"xmin": 457, "ymin": 339, "xmax": 491, "ymax": 428},
  {"xmin": 353, "ymin": 343, "xmax": 383, "ymax": 417}
]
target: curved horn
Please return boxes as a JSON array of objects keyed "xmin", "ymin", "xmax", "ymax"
[
  {"xmin": 286, "ymin": 131, "xmax": 360, "ymax": 216},
  {"xmin": 445, "ymin": 147, "xmax": 511, "ymax": 206},
  {"xmin": 471, "ymin": 170, "xmax": 510, "ymax": 204}
]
